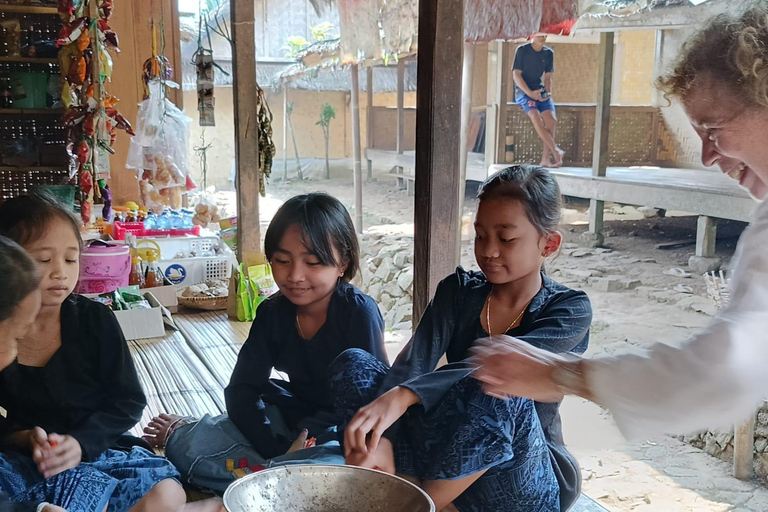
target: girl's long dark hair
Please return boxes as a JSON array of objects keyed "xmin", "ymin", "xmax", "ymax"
[
  {"xmin": 264, "ymin": 193, "xmax": 360, "ymax": 281},
  {"xmin": 0, "ymin": 235, "xmax": 40, "ymax": 323},
  {"xmin": 478, "ymin": 164, "xmax": 562, "ymax": 235}
]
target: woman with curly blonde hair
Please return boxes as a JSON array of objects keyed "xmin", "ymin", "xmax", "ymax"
[{"xmin": 473, "ymin": 3, "xmax": 768, "ymax": 440}]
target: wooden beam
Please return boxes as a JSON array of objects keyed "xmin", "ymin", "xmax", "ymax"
[
  {"xmin": 593, "ymin": 32, "xmax": 614, "ymax": 177},
  {"xmin": 413, "ymin": 0, "xmax": 464, "ymax": 325},
  {"xmin": 497, "ymin": 42, "xmax": 511, "ymax": 165},
  {"xmin": 283, "ymin": 84, "xmax": 289, "ymax": 181},
  {"xmin": 457, "ymin": 42, "xmax": 475, "ymax": 263},
  {"xmin": 734, "ymin": 415, "xmax": 755, "ymax": 480},
  {"xmin": 583, "ymin": 32, "xmax": 614, "ymax": 247},
  {"xmin": 366, "ymin": 66, "xmax": 374, "ymax": 180},
  {"xmin": 396, "ymin": 59, "xmax": 405, "ymax": 155},
  {"xmin": 484, "ymin": 41, "xmax": 501, "ymax": 168},
  {"xmin": 351, "ymin": 64, "xmax": 364, "ymax": 233},
  {"xmin": 396, "ymin": 58, "xmax": 406, "ymax": 182},
  {"xmin": 231, "ymin": 0, "xmax": 261, "ymax": 257}
]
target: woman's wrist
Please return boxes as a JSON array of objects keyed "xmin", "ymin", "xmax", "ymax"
[
  {"xmin": 551, "ymin": 358, "xmax": 593, "ymax": 401},
  {"xmin": 396, "ymin": 386, "xmax": 420, "ymax": 407}
]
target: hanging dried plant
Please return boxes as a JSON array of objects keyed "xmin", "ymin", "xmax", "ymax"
[{"xmin": 255, "ymin": 84, "xmax": 275, "ymax": 196}]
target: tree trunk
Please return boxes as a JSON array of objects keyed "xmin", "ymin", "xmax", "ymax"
[
  {"xmin": 287, "ymin": 113, "xmax": 302, "ymax": 180},
  {"xmin": 324, "ymin": 126, "xmax": 331, "ymax": 179}
]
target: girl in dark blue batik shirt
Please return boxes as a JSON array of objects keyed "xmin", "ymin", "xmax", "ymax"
[
  {"xmin": 143, "ymin": 193, "xmax": 388, "ymax": 493},
  {"xmin": 334, "ymin": 165, "xmax": 592, "ymax": 512}
]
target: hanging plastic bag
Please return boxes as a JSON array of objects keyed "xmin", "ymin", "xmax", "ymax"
[
  {"xmin": 127, "ymin": 80, "xmax": 191, "ymax": 210},
  {"xmin": 236, "ymin": 263, "xmax": 255, "ymax": 322}
]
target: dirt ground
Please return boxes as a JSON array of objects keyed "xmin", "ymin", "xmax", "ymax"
[{"xmin": 214, "ymin": 162, "xmax": 766, "ymax": 511}]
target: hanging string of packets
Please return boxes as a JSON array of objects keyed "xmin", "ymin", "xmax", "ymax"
[{"xmin": 57, "ymin": 0, "xmax": 134, "ymax": 224}]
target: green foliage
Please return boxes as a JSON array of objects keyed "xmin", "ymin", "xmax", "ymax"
[
  {"xmin": 316, "ymin": 103, "xmax": 336, "ymax": 128},
  {"xmin": 310, "ymin": 22, "xmax": 336, "ymax": 42},
  {"xmin": 282, "ymin": 36, "xmax": 310, "ymax": 58}
]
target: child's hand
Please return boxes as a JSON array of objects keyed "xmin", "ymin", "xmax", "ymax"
[
  {"xmin": 34, "ymin": 434, "xmax": 82, "ymax": 478},
  {"xmin": 344, "ymin": 386, "xmax": 419, "ymax": 457},
  {"xmin": 346, "ymin": 436, "xmax": 395, "ymax": 474},
  {"xmin": 27, "ymin": 426, "xmax": 49, "ymax": 453}
]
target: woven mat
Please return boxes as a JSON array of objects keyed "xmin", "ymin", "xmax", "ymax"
[{"xmin": 127, "ymin": 312, "xmax": 252, "ymax": 437}]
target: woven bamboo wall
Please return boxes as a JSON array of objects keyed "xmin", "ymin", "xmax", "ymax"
[{"xmin": 505, "ymin": 105, "xmax": 680, "ymax": 167}]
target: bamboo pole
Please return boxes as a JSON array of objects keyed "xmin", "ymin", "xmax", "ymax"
[{"xmin": 351, "ymin": 64, "xmax": 363, "ymax": 233}]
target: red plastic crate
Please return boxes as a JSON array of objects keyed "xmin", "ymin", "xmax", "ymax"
[{"xmin": 112, "ymin": 221, "xmax": 201, "ymax": 240}]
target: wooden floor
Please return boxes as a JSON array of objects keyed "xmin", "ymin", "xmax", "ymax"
[{"xmin": 129, "ymin": 311, "xmax": 609, "ymax": 511}]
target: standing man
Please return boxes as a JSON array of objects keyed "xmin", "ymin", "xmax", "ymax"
[{"xmin": 512, "ymin": 33, "xmax": 564, "ymax": 167}]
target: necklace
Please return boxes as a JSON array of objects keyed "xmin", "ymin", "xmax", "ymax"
[
  {"xmin": 485, "ymin": 286, "xmax": 533, "ymax": 337},
  {"xmin": 296, "ymin": 314, "xmax": 306, "ymax": 339}
]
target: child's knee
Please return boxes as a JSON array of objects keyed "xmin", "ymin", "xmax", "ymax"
[{"xmin": 330, "ymin": 348, "xmax": 383, "ymax": 380}]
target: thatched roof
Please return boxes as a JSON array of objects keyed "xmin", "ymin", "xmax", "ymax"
[
  {"xmin": 181, "ymin": 56, "xmax": 417, "ymax": 93},
  {"xmin": 574, "ymin": 0, "xmax": 742, "ymax": 31}
]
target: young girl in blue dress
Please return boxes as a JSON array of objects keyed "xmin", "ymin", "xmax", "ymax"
[
  {"xmin": 0, "ymin": 195, "xmax": 222, "ymax": 512},
  {"xmin": 142, "ymin": 193, "xmax": 388, "ymax": 493},
  {"xmin": 334, "ymin": 165, "xmax": 592, "ymax": 512}
]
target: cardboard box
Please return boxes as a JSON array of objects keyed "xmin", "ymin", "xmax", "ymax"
[
  {"xmin": 140, "ymin": 285, "xmax": 178, "ymax": 313},
  {"xmin": 112, "ymin": 292, "xmax": 169, "ymax": 340}
]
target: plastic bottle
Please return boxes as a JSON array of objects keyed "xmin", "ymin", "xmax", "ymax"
[
  {"xmin": 128, "ymin": 255, "xmax": 146, "ymax": 288},
  {"xmin": 180, "ymin": 208, "xmax": 194, "ymax": 229},
  {"xmin": 143, "ymin": 211, "xmax": 156, "ymax": 231},
  {"xmin": 156, "ymin": 211, "xmax": 170, "ymax": 231},
  {"xmin": 144, "ymin": 249, "xmax": 164, "ymax": 288},
  {"xmin": 170, "ymin": 210, "xmax": 184, "ymax": 229}
]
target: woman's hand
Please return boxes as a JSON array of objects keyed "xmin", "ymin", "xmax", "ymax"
[
  {"xmin": 472, "ymin": 336, "xmax": 566, "ymax": 402},
  {"xmin": 33, "ymin": 434, "xmax": 82, "ymax": 478},
  {"xmin": 344, "ymin": 386, "xmax": 419, "ymax": 457},
  {"xmin": 42, "ymin": 505, "xmax": 68, "ymax": 512}
]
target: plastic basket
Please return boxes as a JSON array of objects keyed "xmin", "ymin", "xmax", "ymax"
[
  {"xmin": 112, "ymin": 220, "xmax": 201, "ymax": 240},
  {"xmin": 159, "ymin": 255, "xmax": 234, "ymax": 287}
]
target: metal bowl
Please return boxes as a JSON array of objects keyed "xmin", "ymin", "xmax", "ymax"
[{"xmin": 223, "ymin": 464, "xmax": 435, "ymax": 512}]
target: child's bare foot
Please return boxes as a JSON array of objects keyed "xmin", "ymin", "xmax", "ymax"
[
  {"xmin": 142, "ymin": 413, "xmax": 189, "ymax": 448},
  {"xmin": 553, "ymin": 147, "xmax": 565, "ymax": 167}
]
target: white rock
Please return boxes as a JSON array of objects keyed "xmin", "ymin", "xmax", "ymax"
[
  {"xmin": 394, "ymin": 252, "xmax": 408, "ymax": 269},
  {"xmin": 375, "ymin": 257, "xmax": 394, "ymax": 280},
  {"xmin": 367, "ymin": 283, "xmax": 383, "ymax": 302},
  {"xmin": 393, "ymin": 304, "xmax": 413, "ymax": 325},
  {"xmin": 397, "ymin": 271, "xmax": 414, "ymax": 291}
]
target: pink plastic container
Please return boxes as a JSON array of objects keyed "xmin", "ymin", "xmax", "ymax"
[{"xmin": 77, "ymin": 242, "xmax": 131, "ymax": 295}]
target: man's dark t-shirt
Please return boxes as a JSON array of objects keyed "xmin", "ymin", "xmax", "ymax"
[{"xmin": 512, "ymin": 42, "xmax": 555, "ymax": 99}]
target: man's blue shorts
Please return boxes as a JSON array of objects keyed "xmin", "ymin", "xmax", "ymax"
[{"xmin": 515, "ymin": 93, "xmax": 556, "ymax": 114}]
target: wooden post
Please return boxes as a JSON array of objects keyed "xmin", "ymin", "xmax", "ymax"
[
  {"xmin": 231, "ymin": 0, "xmax": 261, "ymax": 257},
  {"xmin": 457, "ymin": 42, "xmax": 475, "ymax": 263},
  {"xmin": 283, "ymin": 84, "xmax": 289, "ymax": 181},
  {"xmin": 396, "ymin": 58, "xmax": 406, "ymax": 185},
  {"xmin": 695, "ymin": 215, "xmax": 717, "ymax": 258},
  {"xmin": 366, "ymin": 66, "xmax": 374, "ymax": 180},
  {"xmin": 497, "ymin": 43, "xmax": 511, "ymax": 165},
  {"xmin": 583, "ymin": 32, "xmax": 614, "ymax": 248},
  {"xmin": 412, "ymin": 0, "xmax": 464, "ymax": 325},
  {"xmin": 734, "ymin": 415, "xmax": 755, "ymax": 480},
  {"xmin": 351, "ymin": 64, "xmax": 364, "ymax": 233}
]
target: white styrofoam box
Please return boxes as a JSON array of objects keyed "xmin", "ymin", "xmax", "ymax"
[{"xmin": 158, "ymin": 254, "xmax": 236, "ymax": 287}]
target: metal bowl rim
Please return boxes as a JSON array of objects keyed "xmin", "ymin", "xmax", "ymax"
[{"xmin": 222, "ymin": 463, "xmax": 435, "ymax": 511}]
